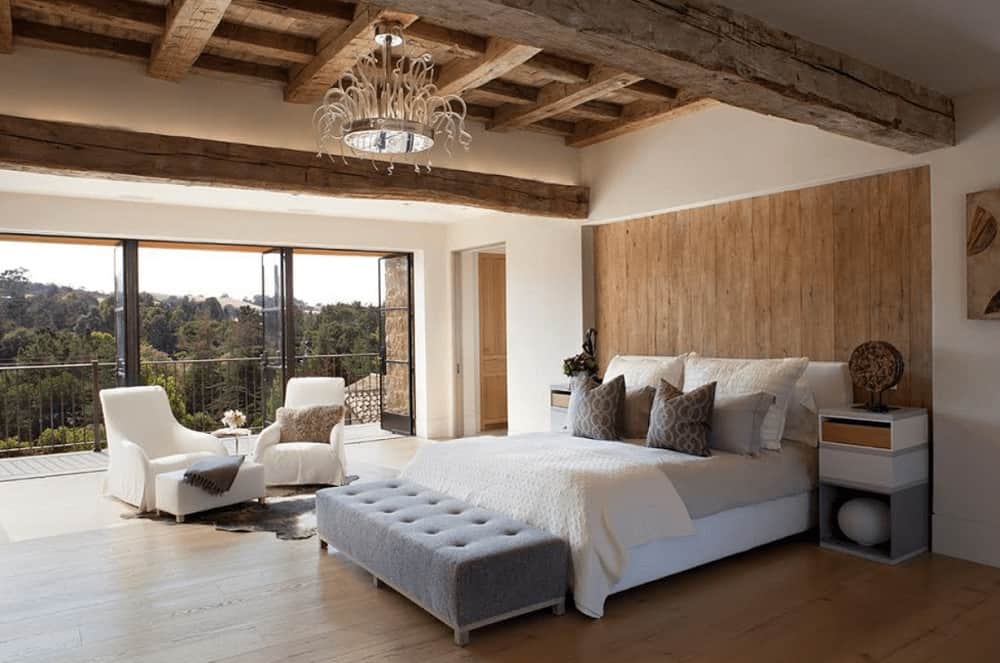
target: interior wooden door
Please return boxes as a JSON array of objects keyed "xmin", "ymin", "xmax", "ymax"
[{"xmin": 478, "ymin": 252, "xmax": 508, "ymax": 430}]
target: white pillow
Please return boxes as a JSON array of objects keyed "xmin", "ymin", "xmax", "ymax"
[
  {"xmin": 683, "ymin": 356, "xmax": 809, "ymax": 451},
  {"xmin": 604, "ymin": 354, "xmax": 685, "ymax": 391},
  {"xmin": 783, "ymin": 377, "xmax": 819, "ymax": 446}
]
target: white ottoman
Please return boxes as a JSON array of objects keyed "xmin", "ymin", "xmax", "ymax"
[{"xmin": 155, "ymin": 462, "xmax": 267, "ymax": 522}]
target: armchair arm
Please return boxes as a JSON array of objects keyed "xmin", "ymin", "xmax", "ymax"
[
  {"xmin": 106, "ymin": 437, "xmax": 155, "ymax": 511},
  {"xmin": 172, "ymin": 425, "xmax": 227, "ymax": 456},
  {"xmin": 329, "ymin": 420, "xmax": 347, "ymax": 485},
  {"xmin": 252, "ymin": 422, "xmax": 282, "ymax": 462}
]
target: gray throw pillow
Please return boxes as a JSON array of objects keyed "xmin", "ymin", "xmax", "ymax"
[
  {"xmin": 277, "ymin": 405, "xmax": 345, "ymax": 444},
  {"xmin": 621, "ymin": 386, "xmax": 656, "ymax": 439},
  {"xmin": 710, "ymin": 392, "xmax": 776, "ymax": 455},
  {"xmin": 570, "ymin": 374, "xmax": 625, "ymax": 441},
  {"xmin": 647, "ymin": 381, "xmax": 716, "ymax": 457}
]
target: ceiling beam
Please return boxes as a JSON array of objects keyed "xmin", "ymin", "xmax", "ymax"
[
  {"xmin": 13, "ymin": 19, "xmax": 288, "ymax": 82},
  {"xmin": 522, "ymin": 52, "xmax": 588, "ymax": 83},
  {"xmin": 406, "ymin": 20, "xmax": 485, "ymax": 58},
  {"xmin": 0, "ymin": 114, "xmax": 589, "ymax": 218},
  {"xmin": 0, "ymin": 0, "xmax": 12, "ymax": 53},
  {"xmin": 14, "ymin": 0, "xmax": 315, "ymax": 64},
  {"xmin": 470, "ymin": 79, "xmax": 537, "ymax": 105},
  {"xmin": 285, "ymin": 4, "xmax": 416, "ymax": 104},
  {"xmin": 490, "ymin": 66, "xmax": 638, "ymax": 130},
  {"xmin": 148, "ymin": 0, "xmax": 232, "ymax": 81},
  {"xmin": 435, "ymin": 37, "xmax": 539, "ymax": 95},
  {"xmin": 566, "ymin": 96, "xmax": 716, "ymax": 148},
  {"xmin": 626, "ymin": 80, "xmax": 678, "ymax": 101},
  {"xmin": 371, "ymin": 0, "xmax": 955, "ymax": 153}
]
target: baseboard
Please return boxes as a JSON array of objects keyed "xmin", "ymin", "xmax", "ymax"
[{"xmin": 933, "ymin": 513, "xmax": 1000, "ymax": 568}]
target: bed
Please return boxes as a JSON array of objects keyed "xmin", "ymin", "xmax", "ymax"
[{"xmin": 401, "ymin": 360, "xmax": 852, "ymax": 618}]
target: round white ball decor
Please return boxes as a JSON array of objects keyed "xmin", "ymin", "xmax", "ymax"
[{"xmin": 837, "ymin": 497, "xmax": 891, "ymax": 547}]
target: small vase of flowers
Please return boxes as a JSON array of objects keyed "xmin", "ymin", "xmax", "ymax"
[
  {"xmin": 563, "ymin": 352, "xmax": 597, "ymax": 378},
  {"xmin": 221, "ymin": 409, "xmax": 247, "ymax": 430}
]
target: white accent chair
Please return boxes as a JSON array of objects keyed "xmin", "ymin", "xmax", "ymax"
[
  {"xmin": 253, "ymin": 377, "xmax": 347, "ymax": 486},
  {"xmin": 100, "ymin": 385, "xmax": 227, "ymax": 512}
]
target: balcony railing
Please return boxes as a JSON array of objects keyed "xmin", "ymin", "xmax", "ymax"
[{"xmin": 0, "ymin": 353, "xmax": 383, "ymax": 458}]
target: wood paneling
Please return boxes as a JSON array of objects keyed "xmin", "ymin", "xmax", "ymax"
[{"xmin": 593, "ymin": 166, "xmax": 932, "ymax": 410}]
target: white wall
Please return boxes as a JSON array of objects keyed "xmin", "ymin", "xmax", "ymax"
[
  {"xmin": 581, "ymin": 90, "xmax": 1000, "ymax": 568},
  {"xmin": 447, "ymin": 218, "xmax": 584, "ymax": 434},
  {"xmin": 0, "ymin": 47, "xmax": 580, "ymax": 185}
]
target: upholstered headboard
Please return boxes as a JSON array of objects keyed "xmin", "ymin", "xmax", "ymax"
[{"xmin": 801, "ymin": 361, "xmax": 852, "ymax": 410}]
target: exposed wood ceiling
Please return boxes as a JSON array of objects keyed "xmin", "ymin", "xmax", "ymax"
[{"xmin": 0, "ymin": 0, "xmax": 955, "ymax": 152}]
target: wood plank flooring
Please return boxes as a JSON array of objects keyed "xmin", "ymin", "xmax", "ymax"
[
  {"xmin": 0, "ymin": 451, "xmax": 109, "ymax": 482},
  {"xmin": 2, "ymin": 524, "xmax": 999, "ymax": 661}
]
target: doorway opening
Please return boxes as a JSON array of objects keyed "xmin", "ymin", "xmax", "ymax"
[{"xmin": 455, "ymin": 244, "xmax": 508, "ymax": 437}]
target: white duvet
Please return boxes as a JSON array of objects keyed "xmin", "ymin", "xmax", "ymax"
[{"xmin": 399, "ymin": 432, "xmax": 695, "ymax": 618}]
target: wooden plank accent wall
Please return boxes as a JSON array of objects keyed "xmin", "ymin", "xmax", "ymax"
[{"xmin": 592, "ymin": 166, "xmax": 932, "ymax": 409}]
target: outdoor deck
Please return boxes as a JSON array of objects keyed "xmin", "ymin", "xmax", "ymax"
[{"xmin": 0, "ymin": 423, "xmax": 402, "ymax": 482}]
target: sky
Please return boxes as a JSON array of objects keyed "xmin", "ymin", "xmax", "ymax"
[{"xmin": 0, "ymin": 241, "xmax": 381, "ymax": 306}]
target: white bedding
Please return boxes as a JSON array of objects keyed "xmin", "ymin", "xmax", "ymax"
[{"xmin": 399, "ymin": 432, "xmax": 695, "ymax": 618}]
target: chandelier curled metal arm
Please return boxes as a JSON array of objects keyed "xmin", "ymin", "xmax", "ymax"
[{"xmin": 313, "ymin": 21, "xmax": 472, "ymax": 174}]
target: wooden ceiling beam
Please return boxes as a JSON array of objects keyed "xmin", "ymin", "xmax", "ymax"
[
  {"xmin": 565, "ymin": 100, "xmax": 622, "ymax": 122},
  {"xmin": 0, "ymin": 0, "xmax": 13, "ymax": 53},
  {"xmin": 148, "ymin": 0, "xmax": 232, "ymax": 81},
  {"xmin": 435, "ymin": 37, "xmax": 539, "ymax": 95},
  {"xmin": 285, "ymin": 4, "xmax": 417, "ymax": 103},
  {"xmin": 371, "ymin": 0, "xmax": 955, "ymax": 152},
  {"xmin": 13, "ymin": 19, "xmax": 287, "ymax": 82},
  {"xmin": 522, "ymin": 52, "xmax": 588, "ymax": 83},
  {"xmin": 471, "ymin": 79, "xmax": 537, "ymax": 105},
  {"xmin": 229, "ymin": 0, "xmax": 354, "ymax": 24},
  {"xmin": 626, "ymin": 79, "xmax": 678, "ymax": 101},
  {"xmin": 490, "ymin": 66, "xmax": 638, "ymax": 130},
  {"xmin": 0, "ymin": 113, "xmax": 590, "ymax": 218},
  {"xmin": 566, "ymin": 96, "xmax": 717, "ymax": 148},
  {"xmin": 406, "ymin": 20, "xmax": 485, "ymax": 58},
  {"xmin": 15, "ymin": 0, "xmax": 314, "ymax": 65}
]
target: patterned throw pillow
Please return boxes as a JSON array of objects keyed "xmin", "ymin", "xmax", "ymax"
[
  {"xmin": 570, "ymin": 374, "xmax": 625, "ymax": 441},
  {"xmin": 647, "ymin": 381, "xmax": 716, "ymax": 457},
  {"xmin": 277, "ymin": 405, "xmax": 345, "ymax": 444}
]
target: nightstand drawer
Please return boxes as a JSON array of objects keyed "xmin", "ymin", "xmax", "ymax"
[
  {"xmin": 550, "ymin": 392, "xmax": 571, "ymax": 409},
  {"xmin": 820, "ymin": 443, "xmax": 928, "ymax": 491},
  {"xmin": 821, "ymin": 420, "xmax": 891, "ymax": 449}
]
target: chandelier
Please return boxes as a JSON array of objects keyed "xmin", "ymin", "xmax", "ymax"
[{"xmin": 314, "ymin": 21, "xmax": 472, "ymax": 173}]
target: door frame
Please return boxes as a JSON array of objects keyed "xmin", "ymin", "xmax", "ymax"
[{"xmin": 452, "ymin": 243, "xmax": 507, "ymax": 437}]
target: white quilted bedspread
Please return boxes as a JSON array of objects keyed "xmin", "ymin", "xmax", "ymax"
[{"xmin": 399, "ymin": 432, "xmax": 694, "ymax": 618}]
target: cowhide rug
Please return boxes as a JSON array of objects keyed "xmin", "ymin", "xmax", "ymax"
[{"xmin": 123, "ymin": 461, "xmax": 398, "ymax": 540}]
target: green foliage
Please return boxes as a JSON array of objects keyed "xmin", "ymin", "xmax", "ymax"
[{"xmin": 141, "ymin": 368, "xmax": 188, "ymax": 421}]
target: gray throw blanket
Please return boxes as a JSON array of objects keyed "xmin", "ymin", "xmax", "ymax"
[{"xmin": 183, "ymin": 455, "xmax": 244, "ymax": 495}]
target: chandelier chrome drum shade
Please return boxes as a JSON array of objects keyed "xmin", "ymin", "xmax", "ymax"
[{"xmin": 314, "ymin": 21, "xmax": 471, "ymax": 173}]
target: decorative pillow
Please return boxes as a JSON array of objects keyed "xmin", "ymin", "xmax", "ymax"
[
  {"xmin": 604, "ymin": 354, "xmax": 686, "ymax": 391},
  {"xmin": 647, "ymin": 381, "xmax": 716, "ymax": 457},
  {"xmin": 710, "ymin": 392, "xmax": 775, "ymax": 455},
  {"xmin": 683, "ymin": 356, "xmax": 809, "ymax": 451},
  {"xmin": 783, "ymin": 377, "xmax": 820, "ymax": 445},
  {"xmin": 277, "ymin": 405, "xmax": 344, "ymax": 444},
  {"xmin": 621, "ymin": 386, "xmax": 656, "ymax": 439},
  {"xmin": 570, "ymin": 375, "xmax": 625, "ymax": 441}
]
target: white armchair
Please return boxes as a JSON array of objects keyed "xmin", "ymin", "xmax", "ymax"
[
  {"xmin": 253, "ymin": 377, "xmax": 347, "ymax": 486},
  {"xmin": 100, "ymin": 385, "xmax": 227, "ymax": 512}
]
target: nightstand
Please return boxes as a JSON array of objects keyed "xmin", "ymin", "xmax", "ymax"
[
  {"xmin": 817, "ymin": 407, "xmax": 929, "ymax": 564},
  {"xmin": 550, "ymin": 383, "xmax": 571, "ymax": 432}
]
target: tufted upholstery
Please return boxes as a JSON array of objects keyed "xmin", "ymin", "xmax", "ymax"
[{"xmin": 316, "ymin": 479, "xmax": 568, "ymax": 642}]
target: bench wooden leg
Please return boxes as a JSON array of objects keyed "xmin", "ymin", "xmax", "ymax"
[
  {"xmin": 257, "ymin": 497, "xmax": 266, "ymax": 505},
  {"xmin": 319, "ymin": 538, "xmax": 328, "ymax": 550},
  {"xmin": 454, "ymin": 629, "xmax": 469, "ymax": 647},
  {"xmin": 175, "ymin": 514, "xmax": 185, "ymax": 523},
  {"xmin": 552, "ymin": 598, "xmax": 566, "ymax": 616},
  {"xmin": 372, "ymin": 575, "xmax": 381, "ymax": 589}
]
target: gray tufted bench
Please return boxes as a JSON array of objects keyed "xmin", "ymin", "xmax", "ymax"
[{"xmin": 316, "ymin": 479, "xmax": 569, "ymax": 645}]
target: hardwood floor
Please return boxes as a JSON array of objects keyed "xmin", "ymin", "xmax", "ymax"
[
  {"xmin": 2, "ymin": 435, "xmax": 999, "ymax": 662},
  {"xmin": 2, "ymin": 527, "xmax": 1000, "ymax": 662}
]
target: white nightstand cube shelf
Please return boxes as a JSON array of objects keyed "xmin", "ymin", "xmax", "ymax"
[
  {"xmin": 550, "ymin": 383, "xmax": 571, "ymax": 432},
  {"xmin": 818, "ymin": 407, "xmax": 929, "ymax": 565}
]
